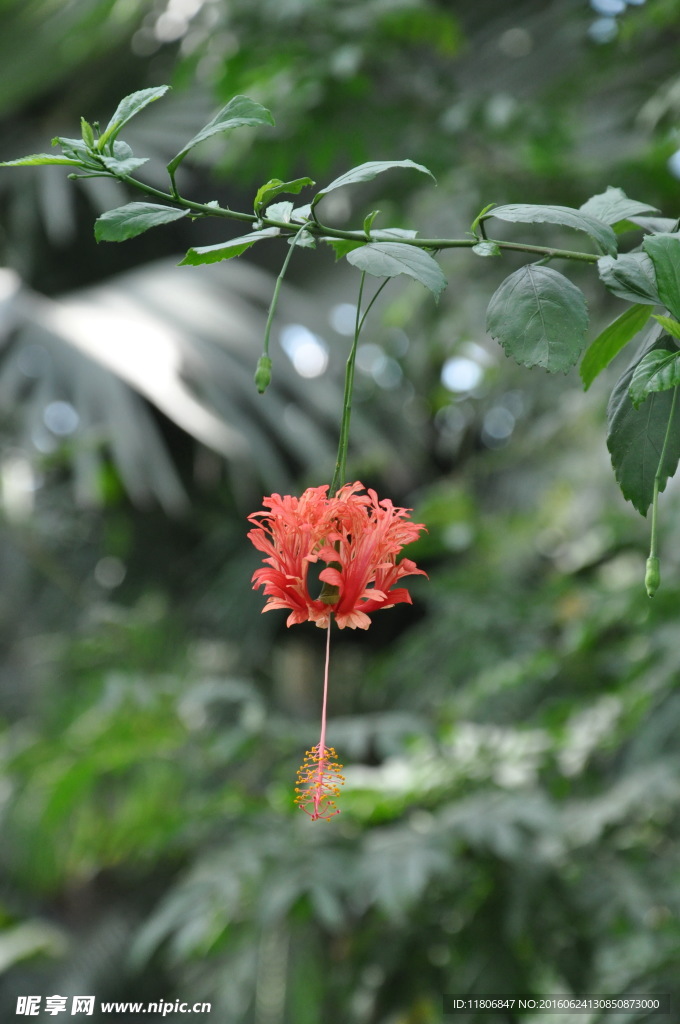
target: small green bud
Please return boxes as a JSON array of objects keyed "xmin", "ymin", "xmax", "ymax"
[
  {"xmin": 318, "ymin": 582, "xmax": 340, "ymax": 605},
  {"xmin": 254, "ymin": 355, "xmax": 273, "ymax": 394},
  {"xmin": 645, "ymin": 555, "xmax": 660, "ymax": 597},
  {"xmin": 318, "ymin": 559, "xmax": 341, "ymax": 604},
  {"xmin": 80, "ymin": 117, "xmax": 95, "ymax": 149}
]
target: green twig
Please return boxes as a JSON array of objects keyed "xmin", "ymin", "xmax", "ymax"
[{"xmin": 113, "ymin": 173, "xmax": 601, "ymax": 264}]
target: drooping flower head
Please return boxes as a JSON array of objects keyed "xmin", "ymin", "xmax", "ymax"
[
  {"xmin": 247, "ymin": 481, "xmax": 426, "ymax": 629},
  {"xmin": 247, "ymin": 482, "xmax": 426, "ymax": 820}
]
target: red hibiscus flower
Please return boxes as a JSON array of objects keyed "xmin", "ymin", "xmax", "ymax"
[
  {"xmin": 247, "ymin": 481, "xmax": 426, "ymax": 630},
  {"xmin": 247, "ymin": 481, "xmax": 426, "ymax": 820}
]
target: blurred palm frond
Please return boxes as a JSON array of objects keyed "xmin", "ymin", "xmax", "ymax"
[{"xmin": 0, "ymin": 257, "xmax": 424, "ymax": 513}]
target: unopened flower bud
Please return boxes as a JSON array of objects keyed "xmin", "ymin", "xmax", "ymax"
[
  {"xmin": 645, "ymin": 555, "xmax": 660, "ymax": 597},
  {"xmin": 254, "ymin": 355, "xmax": 272, "ymax": 394}
]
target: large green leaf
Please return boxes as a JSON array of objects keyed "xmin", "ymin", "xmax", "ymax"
[
  {"xmin": 97, "ymin": 141, "xmax": 149, "ymax": 177},
  {"xmin": 179, "ymin": 227, "xmax": 280, "ymax": 266},
  {"xmin": 52, "ymin": 136, "xmax": 95, "ymax": 162},
  {"xmin": 580, "ymin": 303, "xmax": 652, "ymax": 390},
  {"xmin": 483, "ymin": 204, "xmax": 617, "ymax": 256},
  {"xmin": 263, "ymin": 201, "xmax": 294, "ymax": 222},
  {"xmin": 652, "ymin": 314, "xmax": 680, "ymax": 341},
  {"xmin": 312, "ymin": 160, "xmax": 435, "ymax": 210},
  {"xmin": 374, "ymin": 228, "xmax": 418, "ymax": 240},
  {"xmin": 99, "ymin": 86, "xmax": 170, "ymax": 149},
  {"xmin": 486, "ymin": 265, "xmax": 589, "ymax": 373},
  {"xmin": 326, "ymin": 228, "xmax": 419, "ymax": 262},
  {"xmin": 472, "ymin": 241, "xmax": 501, "ymax": 257},
  {"xmin": 345, "ymin": 242, "xmax": 446, "ymax": 297},
  {"xmin": 167, "ymin": 96, "xmax": 274, "ymax": 178},
  {"xmin": 607, "ymin": 331, "xmax": 680, "ymax": 514},
  {"xmin": 630, "ymin": 216, "xmax": 678, "ymax": 235},
  {"xmin": 326, "ymin": 239, "xmax": 364, "ymax": 260},
  {"xmin": 100, "ymin": 155, "xmax": 149, "ymax": 176},
  {"xmin": 643, "ymin": 233, "xmax": 680, "ymax": 320},
  {"xmin": 0, "ymin": 153, "xmax": 82, "ymax": 167},
  {"xmin": 629, "ymin": 348, "xmax": 680, "ymax": 408},
  {"xmin": 94, "ymin": 203, "xmax": 189, "ymax": 242},
  {"xmin": 579, "ymin": 187, "xmax": 658, "ymax": 229},
  {"xmin": 597, "ymin": 253, "xmax": 660, "ymax": 305}
]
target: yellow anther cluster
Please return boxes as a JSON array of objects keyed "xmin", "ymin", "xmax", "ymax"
[{"xmin": 294, "ymin": 744, "xmax": 345, "ymax": 821}]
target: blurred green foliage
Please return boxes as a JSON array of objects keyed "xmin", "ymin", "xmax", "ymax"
[{"xmin": 1, "ymin": 1, "xmax": 680, "ymax": 1022}]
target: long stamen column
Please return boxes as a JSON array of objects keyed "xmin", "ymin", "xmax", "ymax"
[{"xmin": 294, "ymin": 620, "xmax": 345, "ymax": 820}]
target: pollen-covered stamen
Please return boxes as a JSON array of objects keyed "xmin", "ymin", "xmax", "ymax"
[{"xmin": 294, "ymin": 744, "xmax": 345, "ymax": 820}]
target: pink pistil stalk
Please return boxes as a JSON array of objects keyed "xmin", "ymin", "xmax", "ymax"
[
  {"xmin": 294, "ymin": 620, "xmax": 345, "ymax": 820},
  {"xmin": 318, "ymin": 617, "xmax": 331, "ymax": 759}
]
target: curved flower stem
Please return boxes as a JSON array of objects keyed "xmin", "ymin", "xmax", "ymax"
[
  {"xmin": 254, "ymin": 225, "xmax": 310, "ymax": 392},
  {"xmin": 261, "ymin": 225, "xmax": 308, "ymax": 359},
  {"xmin": 329, "ymin": 272, "xmax": 366, "ymax": 496},
  {"xmin": 329, "ymin": 274, "xmax": 391, "ymax": 496}
]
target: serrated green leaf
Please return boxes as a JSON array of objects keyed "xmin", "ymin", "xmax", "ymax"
[
  {"xmin": 472, "ymin": 241, "xmax": 501, "ymax": 257},
  {"xmin": 629, "ymin": 216, "xmax": 678, "ymax": 235},
  {"xmin": 325, "ymin": 239, "xmax": 364, "ymax": 260},
  {"xmin": 288, "ymin": 232, "xmax": 316, "ymax": 249},
  {"xmin": 80, "ymin": 117, "xmax": 95, "ymax": 149},
  {"xmin": 312, "ymin": 160, "xmax": 435, "ymax": 210},
  {"xmin": 0, "ymin": 153, "xmax": 82, "ymax": 168},
  {"xmin": 113, "ymin": 140, "xmax": 133, "ymax": 156},
  {"xmin": 167, "ymin": 96, "xmax": 274, "ymax": 178},
  {"xmin": 52, "ymin": 136, "xmax": 99, "ymax": 164},
  {"xmin": 265, "ymin": 201, "xmax": 294, "ymax": 222},
  {"xmin": 100, "ymin": 155, "xmax": 149, "ymax": 176},
  {"xmin": 179, "ymin": 227, "xmax": 280, "ymax": 266},
  {"xmin": 643, "ymin": 233, "xmax": 680, "ymax": 320},
  {"xmin": 99, "ymin": 86, "xmax": 169, "ymax": 150},
  {"xmin": 579, "ymin": 187, "xmax": 658, "ymax": 228},
  {"xmin": 484, "ymin": 203, "xmax": 617, "ymax": 256},
  {"xmin": 94, "ymin": 202, "xmax": 189, "ymax": 242},
  {"xmin": 607, "ymin": 331, "xmax": 680, "ymax": 514},
  {"xmin": 254, "ymin": 177, "xmax": 314, "ymax": 213},
  {"xmin": 580, "ymin": 303, "xmax": 653, "ymax": 390},
  {"xmin": 486, "ymin": 265, "xmax": 589, "ymax": 373},
  {"xmin": 597, "ymin": 252, "xmax": 660, "ymax": 305},
  {"xmin": 470, "ymin": 202, "xmax": 496, "ymax": 236},
  {"xmin": 652, "ymin": 314, "xmax": 680, "ymax": 341},
  {"xmin": 611, "ymin": 220, "xmax": 646, "ymax": 236},
  {"xmin": 324, "ymin": 228, "xmax": 418, "ymax": 259},
  {"xmin": 346, "ymin": 242, "xmax": 446, "ymax": 297},
  {"xmin": 629, "ymin": 348, "xmax": 680, "ymax": 407},
  {"xmin": 373, "ymin": 228, "xmax": 418, "ymax": 240},
  {"xmin": 292, "ymin": 203, "xmax": 312, "ymax": 223}
]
